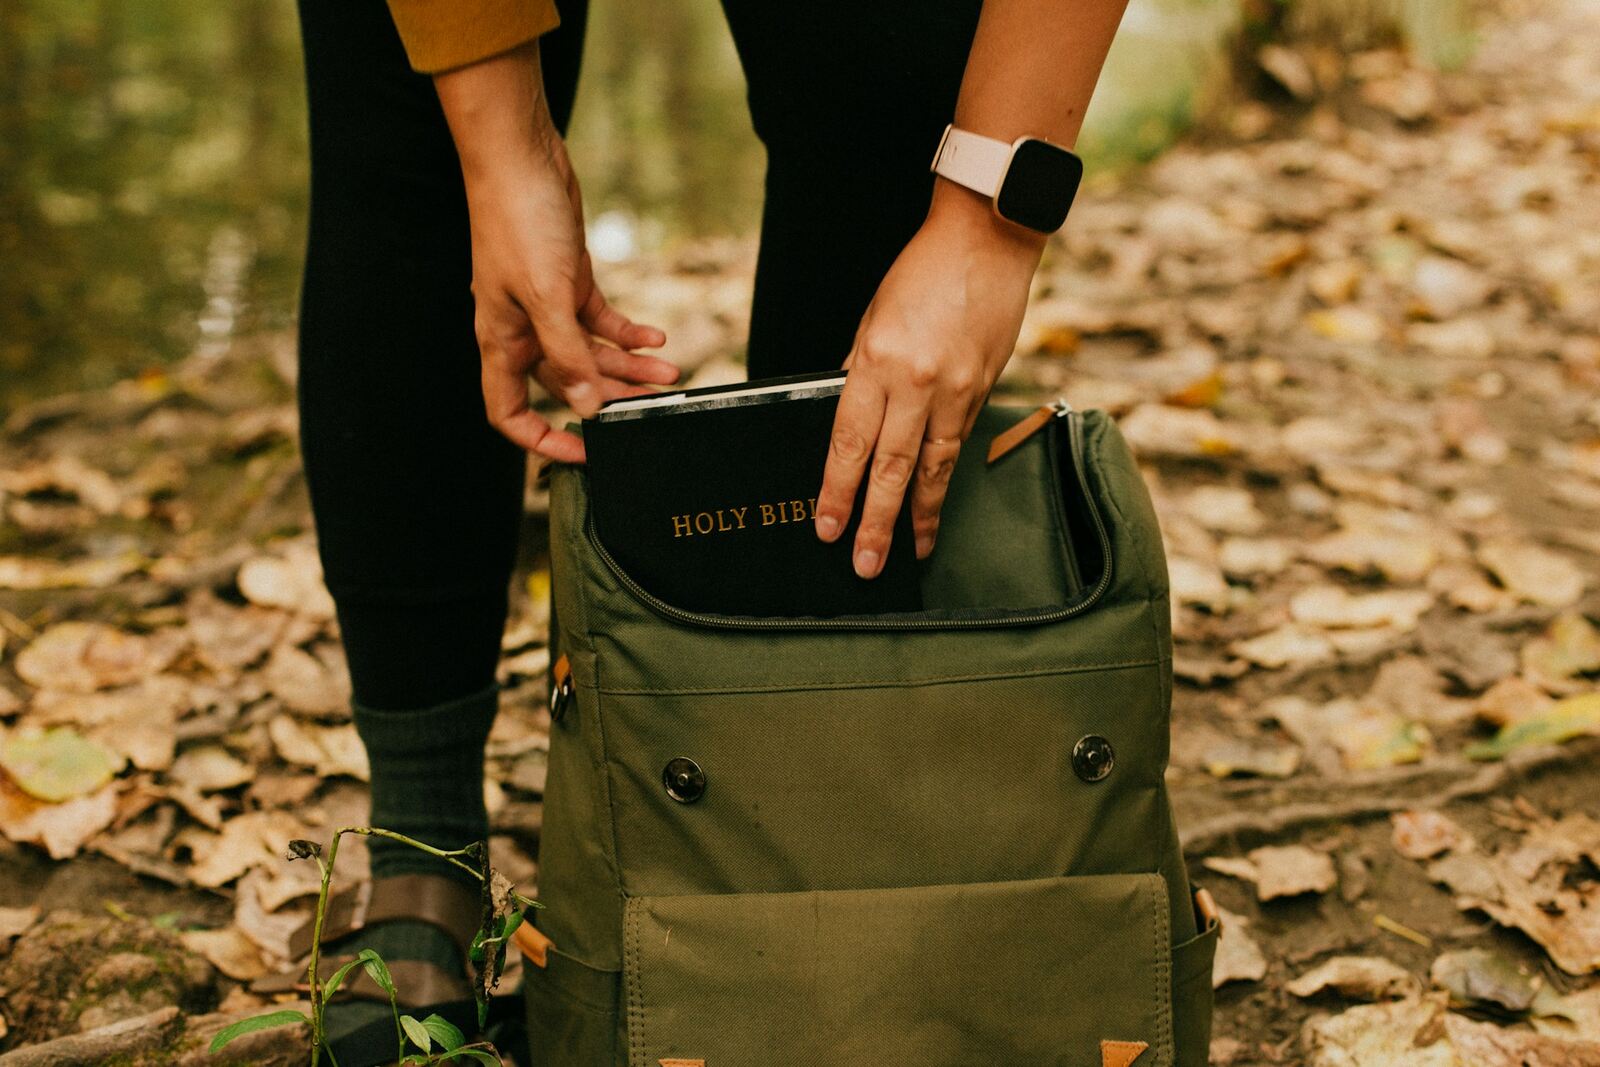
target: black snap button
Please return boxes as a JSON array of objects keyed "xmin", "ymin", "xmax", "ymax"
[
  {"xmin": 1072, "ymin": 735, "xmax": 1115, "ymax": 782},
  {"xmin": 663, "ymin": 757, "xmax": 706, "ymax": 803}
]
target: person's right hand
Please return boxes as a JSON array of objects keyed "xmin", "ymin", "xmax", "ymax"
[{"xmin": 436, "ymin": 45, "xmax": 680, "ymax": 463}]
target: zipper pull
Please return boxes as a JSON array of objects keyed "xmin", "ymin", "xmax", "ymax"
[{"xmin": 986, "ymin": 398, "xmax": 1072, "ymax": 464}]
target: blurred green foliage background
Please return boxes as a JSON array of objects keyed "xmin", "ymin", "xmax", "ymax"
[{"xmin": 0, "ymin": 0, "xmax": 1472, "ymax": 411}]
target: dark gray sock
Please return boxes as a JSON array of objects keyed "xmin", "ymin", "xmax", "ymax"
[{"xmin": 353, "ymin": 684, "xmax": 498, "ymax": 887}]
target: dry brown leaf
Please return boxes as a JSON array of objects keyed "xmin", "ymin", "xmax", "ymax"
[
  {"xmin": 1428, "ymin": 560, "xmax": 1516, "ymax": 614},
  {"xmin": 0, "ymin": 905, "xmax": 40, "ymax": 942},
  {"xmin": 1181, "ymin": 486, "xmax": 1265, "ymax": 535},
  {"xmin": 237, "ymin": 541, "xmax": 336, "ymax": 620},
  {"xmin": 0, "ymin": 777, "xmax": 119, "ymax": 859},
  {"xmin": 1168, "ymin": 556, "xmax": 1232, "ymax": 613},
  {"xmin": 1308, "ymin": 260, "xmax": 1363, "ymax": 305},
  {"xmin": 1319, "ymin": 700, "xmax": 1430, "ymax": 770},
  {"xmin": 181, "ymin": 926, "xmax": 269, "ymax": 981},
  {"xmin": 1361, "ymin": 67, "xmax": 1440, "ymax": 123},
  {"xmin": 185, "ymin": 591, "xmax": 293, "ymax": 676},
  {"xmin": 0, "ymin": 456, "xmax": 123, "ymax": 514},
  {"xmin": 1218, "ymin": 537, "xmax": 1293, "ymax": 578},
  {"xmin": 186, "ymin": 809, "xmax": 311, "ymax": 888},
  {"xmin": 1251, "ymin": 843, "xmax": 1339, "ymax": 901},
  {"xmin": 260, "ymin": 644, "xmax": 350, "ymax": 717},
  {"xmin": 1290, "ymin": 585, "xmax": 1434, "ymax": 631},
  {"xmin": 1477, "ymin": 540, "xmax": 1586, "ymax": 608},
  {"xmin": 29, "ymin": 675, "xmax": 194, "ymax": 772},
  {"xmin": 1443, "ymin": 1011, "xmax": 1600, "ymax": 1066},
  {"xmin": 1288, "ymin": 955, "xmax": 1418, "ymax": 1001},
  {"xmin": 1213, "ymin": 905, "xmax": 1268, "ymax": 988},
  {"xmin": 1430, "ymin": 948, "xmax": 1549, "ymax": 1015},
  {"xmin": 1521, "ymin": 614, "xmax": 1600, "ymax": 694},
  {"xmin": 1306, "ymin": 306, "xmax": 1386, "ymax": 344},
  {"xmin": 1305, "ymin": 529, "xmax": 1438, "ymax": 585},
  {"xmin": 168, "ymin": 744, "xmax": 253, "ymax": 792},
  {"xmin": 0, "ymin": 553, "xmax": 141, "ymax": 591},
  {"xmin": 233, "ymin": 868, "xmax": 310, "ymax": 962},
  {"xmin": 1302, "ymin": 994, "xmax": 1455, "ymax": 1066},
  {"xmin": 1368, "ymin": 656, "xmax": 1473, "ymax": 727},
  {"xmin": 1429, "ymin": 840, "xmax": 1600, "ymax": 976},
  {"xmin": 1231, "ymin": 626, "xmax": 1335, "ymax": 670},
  {"xmin": 14, "ymin": 622, "xmax": 184, "ymax": 693},
  {"xmin": 1118, "ymin": 404, "xmax": 1244, "ymax": 458},
  {"xmin": 1410, "ymin": 256, "xmax": 1494, "ymax": 320},
  {"xmin": 267, "ymin": 716, "xmax": 367, "ymax": 780},
  {"xmin": 1392, "ymin": 810, "xmax": 1468, "ymax": 861},
  {"xmin": 1476, "ymin": 676, "xmax": 1558, "ymax": 728}
]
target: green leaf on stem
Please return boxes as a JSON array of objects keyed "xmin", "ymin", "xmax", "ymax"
[
  {"xmin": 358, "ymin": 947, "xmax": 398, "ymax": 998},
  {"xmin": 400, "ymin": 1014, "xmax": 432, "ymax": 1053},
  {"xmin": 208, "ymin": 1009, "xmax": 309, "ymax": 1052},
  {"xmin": 422, "ymin": 1013, "xmax": 467, "ymax": 1052}
]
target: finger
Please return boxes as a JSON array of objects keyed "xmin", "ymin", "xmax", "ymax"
[
  {"xmin": 479, "ymin": 326, "xmax": 549, "ymax": 450},
  {"xmin": 523, "ymin": 283, "xmax": 608, "ymax": 417},
  {"xmin": 594, "ymin": 345, "xmax": 681, "ymax": 386},
  {"xmin": 530, "ymin": 425, "xmax": 587, "ymax": 464},
  {"xmin": 813, "ymin": 371, "xmax": 887, "ymax": 547},
  {"xmin": 581, "ymin": 285, "xmax": 666, "ymax": 351},
  {"xmin": 910, "ymin": 434, "xmax": 963, "ymax": 558},
  {"xmin": 850, "ymin": 394, "xmax": 928, "ymax": 579}
]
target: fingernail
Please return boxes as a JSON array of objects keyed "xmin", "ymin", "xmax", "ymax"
[
  {"xmin": 854, "ymin": 549, "xmax": 880, "ymax": 578},
  {"xmin": 816, "ymin": 515, "xmax": 840, "ymax": 540},
  {"xmin": 916, "ymin": 536, "xmax": 934, "ymax": 558}
]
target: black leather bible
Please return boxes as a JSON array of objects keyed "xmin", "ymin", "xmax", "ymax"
[{"xmin": 582, "ymin": 370, "xmax": 922, "ymax": 617}]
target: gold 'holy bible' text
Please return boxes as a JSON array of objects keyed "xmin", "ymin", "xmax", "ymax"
[{"xmin": 671, "ymin": 498, "xmax": 819, "ymax": 538}]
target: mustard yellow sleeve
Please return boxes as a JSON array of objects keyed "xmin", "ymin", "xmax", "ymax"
[{"xmin": 386, "ymin": 0, "xmax": 561, "ymax": 74}]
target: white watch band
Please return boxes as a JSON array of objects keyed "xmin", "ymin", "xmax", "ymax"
[{"xmin": 929, "ymin": 125, "xmax": 1013, "ymax": 199}]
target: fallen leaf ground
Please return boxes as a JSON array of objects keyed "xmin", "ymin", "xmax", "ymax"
[{"xmin": 2, "ymin": 0, "xmax": 1599, "ymax": 1062}]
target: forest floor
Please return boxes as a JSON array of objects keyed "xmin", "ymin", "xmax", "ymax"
[{"xmin": 2, "ymin": 0, "xmax": 1600, "ymax": 1063}]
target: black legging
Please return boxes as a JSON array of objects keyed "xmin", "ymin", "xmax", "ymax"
[{"xmin": 295, "ymin": 0, "xmax": 982, "ymax": 709}]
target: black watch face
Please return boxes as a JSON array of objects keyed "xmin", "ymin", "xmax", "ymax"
[{"xmin": 996, "ymin": 139, "xmax": 1083, "ymax": 233}]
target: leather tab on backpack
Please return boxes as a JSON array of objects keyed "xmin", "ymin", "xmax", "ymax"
[
  {"xmin": 1101, "ymin": 1038, "xmax": 1149, "ymax": 1067},
  {"xmin": 550, "ymin": 653, "xmax": 574, "ymax": 722},
  {"xmin": 659, "ymin": 1060, "xmax": 705, "ymax": 1067},
  {"xmin": 512, "ymin": 922, "xmax": 554, "ymax": 969},
  {"xmin": 987, "ymin": 404, "xmax": 1057, "ymax": 464}
]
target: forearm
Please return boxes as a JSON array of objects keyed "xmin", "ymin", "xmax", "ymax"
[
  {"xmin": 432, "ymin": 42, "xmax": 558, "ymax": 181},
  {"xmin": 927, "ymin": 0, "xmax": 1131, "ymax": 242}
]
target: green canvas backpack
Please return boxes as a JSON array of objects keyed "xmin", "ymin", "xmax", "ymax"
[{"xmin": 527, "ymin": 404, "xmax": 1219, "ymax": 1067}]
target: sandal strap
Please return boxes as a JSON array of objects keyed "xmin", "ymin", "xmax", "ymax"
[
  {"xmin": 284, "ymin": 874, "xmax": 483, "ymax": 961},
  {"xmin": 253, "ymin": 953, "xmax": 472, "ymax": 1006}
]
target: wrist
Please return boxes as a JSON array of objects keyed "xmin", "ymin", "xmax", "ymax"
[{"xmin": 924, "ymin": 177, "xmax": 1048, "ymax": 265}]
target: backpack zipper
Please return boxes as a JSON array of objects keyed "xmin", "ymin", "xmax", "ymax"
[{"xmin": 582, "ymin": 407, "xmax": 1112, "ymax": 632}]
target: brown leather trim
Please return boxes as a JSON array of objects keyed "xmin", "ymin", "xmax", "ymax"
[
  {"xmin": 365, "ymin": 874, "xmax": 484, "ymax": 956},
  {"xmin": 251, "ymin": 955, "xmax": 470, "ymax": 1006},
  {"xmin": 658, "ymin": 1060, "xmax": 706, "ymax": 1067},
  {"xmin": 512, "ymin": 922, "xmax": 554, "ymax": 969},
  {"xmin": 1100, "ymin": 1038, "xmax": 1149, "ymax": 1067},
  {"xmin": 264, "ymin": 875, "xmax": 484, "ymax": 1001},
  {"xmin": 987, "ymin": 404, "xmax": 1056, "ymax": 464},
  {"xmin": 1194, "ymin": 886, "xmax": 1220, "ymax": 931},
  {"xmin": 286, "ymin": 882, "xmax": 368, "ymax": 961}
]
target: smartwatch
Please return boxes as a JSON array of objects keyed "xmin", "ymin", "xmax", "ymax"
[{"xmin": 929, "ymin": 124, "xmax": 1084, "ymax": 234}]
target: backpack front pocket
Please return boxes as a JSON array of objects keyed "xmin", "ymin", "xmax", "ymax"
[{"xmin": 622, "ymin": 872, "xmax": 1173, "ymax": 1067}]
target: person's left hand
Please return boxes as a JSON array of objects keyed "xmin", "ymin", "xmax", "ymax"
[{"xmin": 813, "ymin": 192, "xmax": 1045, "ymax": 577}]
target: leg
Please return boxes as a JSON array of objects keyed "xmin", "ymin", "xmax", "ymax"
[
  {"xmin": 294, "ymin": 2, "xmax": 584, "ymax": 1056},
  {"xmin": 297, "ymin": 0, "xmax": 586, "ymax": 879},
  {"xmin": 721, "ymin": 0, "xmax": 983, "ymax": 378}
]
